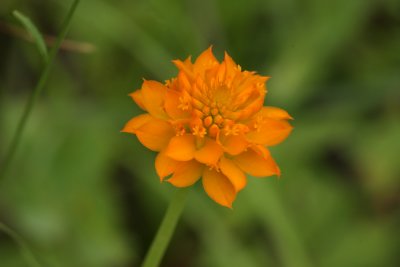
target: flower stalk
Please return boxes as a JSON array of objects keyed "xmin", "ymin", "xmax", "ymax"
[{"xmin": 141, "ymin": 188, "xmax": 189, "ymax": 267}]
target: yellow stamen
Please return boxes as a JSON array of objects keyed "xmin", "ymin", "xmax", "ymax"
[{"xmin": 192, "ymin": 125, "xmax": 206, "ymax": 138}]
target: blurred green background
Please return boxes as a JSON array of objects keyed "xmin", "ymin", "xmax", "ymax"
[{"xmin": 1, "ymin": 0, "xmax": 399, "ymax": 266}]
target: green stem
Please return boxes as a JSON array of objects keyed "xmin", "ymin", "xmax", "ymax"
[
  {"xmin": 0, "ymin": 0, "xmax": 81, "ymax": 181},
  {"xmin": 0, "ymin": 222, "xmax": 43, "ymax": 267},
  {"xmin": 141, "ymin": 188, "xmax": 189, "ymax": 267}
]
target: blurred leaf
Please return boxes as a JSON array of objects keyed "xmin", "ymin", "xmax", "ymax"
[
  {"xmin": 12, "ymin": 10, "xmax": 48, "ymax": 62},
  {"xmin": 352, "ymin": 118, "xmax": 400, "ymax": 195},
  {"xmin": 1, "ymin": 96, "xmax": 133, "ymax": 267},
  {"xmin": 0, "ymin": 222, "xmax": 42, "ymax": 267},
  {"xmin": 318, "ymin": 222, "xmax": 398, "ymax": 267}
]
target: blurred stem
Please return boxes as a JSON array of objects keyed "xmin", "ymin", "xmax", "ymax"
[
  {"xmin": 141, "ymin": 188, "xmax": 189, "ymax": 267},
  {"xmin": 0, "ymin": 222, "xmax": 43, "ymax": 267},
  {"xmin": 0, "ymin": 0, "xmax": 81, "ymax": 181},
  {"xmin": 248, "ymin": 184, "xmax": 313, "ymax": 267}
]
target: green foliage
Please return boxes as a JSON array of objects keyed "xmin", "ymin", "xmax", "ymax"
[
  {"xmin": 0, "ymin": 222, "xmax": 42, "ymax": 267},
  {"xmin": 0, "ymin": 0, "xmax": 399, "ymax": 266}
]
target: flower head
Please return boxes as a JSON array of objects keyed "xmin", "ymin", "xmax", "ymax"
[{"xmin": 122, "ymin": 47, "xmax": 293, "ymax": 208}]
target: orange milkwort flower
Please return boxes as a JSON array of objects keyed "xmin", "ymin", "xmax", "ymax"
[{"xmin": 122, "ymin": 47, "xmax": 293, "ymax": 208}]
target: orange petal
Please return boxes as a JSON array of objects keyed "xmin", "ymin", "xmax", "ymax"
[
  {"xmin": 121, "ymin": 114, "xmax": 152, "ymax": 134},
  {"xmin": 194, "ymin": 138, "xmax": 224, "ymax": 165},
  {"xmin": 172, "ymin": 56, "xmax": 193, "ymax": 78},
  {"xmin": 215, "ymin": 61, "xmax": 226, "ymax": 83},
  {"xmin": 247, "ymin": 118, "xmax": 293, "ymax": 146},
  {"xmin": 223, "ymin": 52, "xmax": 239, "ymax": 81},
  {"xmin": 194, "ymin": 46, "xmax": 219, "ymax": 74},
  {"xmin": 251, "ymin": 145, "xmax": 280, "ymax": 178},
  {"xmin": 155, "ymin": 150, "xmax": 179, "ymax": 181},
  {"xmin": 233, "ymin": 147, "xmax": 280, "ymax": 177},
  {"xmin": 165, "ymin": 134, "xmax": 196, "ymax": 161},
  {"xmin": 129, "ymin": 90, "xmax": 146, "ymax": 111},
  {"xmin": 164, "ymin": 89, "xmax": 191, "ymax": 119},
  {"xmin": 257, "ymin": 106, "xmax": 293, "ymax": 120},
  {"xmin": 218, "ymin": 133, "xmax": 248, "ymax": 155},
  {"xmin": 135, "ymin": 118, "xmax": 175, "ymax": 151},
  {"xmin": 178, "ymin": 71, "xmax": 192, "ymax": 90},
  {"xmin": 219, "ymin": 157, "xmax": 247, "ymax": 192},
  {"xmin": 141, "ymin": 80, "xmax": 168, "ymax": 119},
  {"xmin": 202, "ymin": 168, "xmax": 236, "ymax": 208},
  {"xmin": 167, "ymin": 160, "xmax": 203, "ymax": 187}
]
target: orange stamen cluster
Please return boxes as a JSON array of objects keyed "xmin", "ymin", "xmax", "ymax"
[{"xmin": 169, "ymin": 53, "xmax": 268, "ymax": 143}]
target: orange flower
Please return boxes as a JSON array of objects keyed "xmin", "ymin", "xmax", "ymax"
[{"xmin": 122, "ymin": 47, "xmax": 293, "ymax": 208}]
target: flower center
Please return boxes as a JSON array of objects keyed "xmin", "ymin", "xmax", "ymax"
[
  {"xmin": 181, "ymin": 93, "xmax": 249, "ymax": 139},
  {"xmin": 172, "ymin": 72, "xmax": 263, "ymax": 139}
]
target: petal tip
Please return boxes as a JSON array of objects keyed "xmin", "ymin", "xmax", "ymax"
[
  {"xmin": 121, "ymin": 126, "xmax": 136, "ymax": 134},
  {"xmin": 166, "ymin": 178, "xmax": 177, "ymax": 186},
  {"xmin": 214, "ymin": 198, "xmax": 234, "ymax": 209},
  {"xmin": 276, "ymin": 165, "xmax": 281, "ymax": 178},
  {"xmin": 226, "ymin": 202, "xmax": 234, "ymax": 209},
  {"xmin": 166, "ymin": 178, "xmax": 186, "ymax": 188}
]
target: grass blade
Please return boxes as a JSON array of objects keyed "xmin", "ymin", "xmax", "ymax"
[
  {"xmin": 0, "ymin": 0, "xmax": 81, "ymax": 181},
  {"xmin": 13, "ymin": 10, "xmax": 49, "ymax": 62}
]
